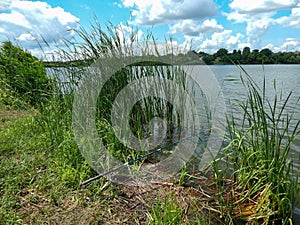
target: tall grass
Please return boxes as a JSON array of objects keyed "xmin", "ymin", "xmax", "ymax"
[
  {"xmin": 219, "ymin": 66, "xmax": 300, "ymax": 224},
  {"xmin": 55, "ymin": 20, "xmax": 195, "ymax": 167}
]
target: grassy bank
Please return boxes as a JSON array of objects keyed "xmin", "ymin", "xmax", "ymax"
[
  {"xmin": 0, "ymin": 84, "xmax": 299, "ymax": 224},
  {"xmin": 0, "ymin": 107, "xmax": 222, "ymax": 224}
]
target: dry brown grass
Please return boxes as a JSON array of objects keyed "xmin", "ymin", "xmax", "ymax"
[{"xmin": 0, "ymin": 108, "xmax": 34, "ymax": 128}]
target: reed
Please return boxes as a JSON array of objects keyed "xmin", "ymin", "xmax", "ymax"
[{"xmin": 219, "ymin": 65, "xmax": 300, "ymax": 224}]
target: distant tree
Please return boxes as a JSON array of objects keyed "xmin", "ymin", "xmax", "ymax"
[
  {"xmin": 198, "ymin": 51, "xmax": 208, "ymax": 57},
  {"xmin": 230, "ymin": 49, "xmax": 242, "ymax": 63},
  {"xmin": 197, "ymin": 47, "xmax": 299, "ymax": 65},
  {"xmin": 256, "ymin": 54, "xmax": 268, "ymax": 64},
  {"xmin": 214, "ymin": 48, "xmax": 228, "ymax": 57},
  {"xmin": 242, "ymin": 47, "xmax": 251, "ymax": 56},
  {"xmin": 212, "ymin": 48, "xmax": 229, "ymax": 64},
  {"xmin": 0, "ymin": 41, "xmax": 52, "ymax": 107},
  {"xmin": 296, "ymin": 53, "xmax": 300, "ymax": 63},
  {"xmin": 258, "ymin": 48, "xmax": 273, "ymax": 63},
  {"xmin": 242, "ymin": 47, "xmax": 251, "ymax": 63},
  {"xmin": 260, "ymin": 48, "xmax": 273, "ymax": 57},
  {"xmin": 202, "ymin": 54, "xmax": 215, "ymax": 64}
]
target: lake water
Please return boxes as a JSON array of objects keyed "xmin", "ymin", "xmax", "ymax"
[{"xmin": 208, "ymin": 64, "xmax": 300, "ymax": 171}]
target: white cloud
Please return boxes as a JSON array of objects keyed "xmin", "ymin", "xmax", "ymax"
[
  {"xmin": 275, "ymin": 4, "xmax": 300, "ymax": 28},
  {"xmin": 226, "ymin": 1, "xmax": 300, "ymax": 48},
  {"xmin": 225, "ymin": 11, "xmax": 248, "ymax": 22},
  {"xmin": 0, "ymin": 0, "xmax": 79, "ymax": 55},
  {"xmin": 121, "ymin": 0, "xmax": 218, "ymax": 25},
  {"xmin": 245, "ymin": 15, "xmax": 275, "ymax": 46},
  {"xmin": 229, "ymin": 0, "xmax": 298, "ymax": 14},
  {"xmin": 0, "ymin": 10, "xmax": 31, "ymax": 29},
  {"xmin": 113, "ymin": 2, "xmax": 123, "ymax": 8},
  {"xmin": 170, "ymin": 19, "xmax": 224, "ymax": 36},
  {"xmin": 0, "ymin": 0, "xmax": 11, "ymax": 10},
  {"xmin": 197, "ymin": 30, "xmax": 245, "ymax": 53},
  {"xmin": 16, "ymin": 33, "xmax": 35, "ymax": 41},
  {"xmin": 115, "ymin": 22, "xmax": 144, "ymax": 44},
  {"xmin": 265, "ymin": 38, "xmax": 300, "ymax": 52}
]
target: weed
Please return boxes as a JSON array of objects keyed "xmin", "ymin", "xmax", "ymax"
[{"xmin": 147, "ymin": 193, "xmax": 183, "ymax": 225}]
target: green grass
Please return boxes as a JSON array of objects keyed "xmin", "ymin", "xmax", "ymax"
[
  {"xmin": 0, "ymin": 110, "xmax": 127, "ymax": 224},
  {"xmin": 0, "ymin": 111, "xmax": 207, "ymax": 224},
  {"xmin": 147, "ymin": 193, "xmax": 183, "ymax": 225},
  {"xmin": 212, "ymin": 67, "xmax": 300, "ymax": 224}
]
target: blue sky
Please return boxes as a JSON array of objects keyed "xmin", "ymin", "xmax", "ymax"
[{"xmin": 0, "ymin": 0, "xmax": 300, "ymax": 58}]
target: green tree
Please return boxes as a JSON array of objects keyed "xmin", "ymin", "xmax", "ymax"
[
  {"xmin": 247, "ymin": 49, "xmax": 259, "ymax": 64},
  {"xmin": 259, "ymin": 48, "xmax": 274, "ymax": 63},
  {"xmin": 214, "ymin": 48, "xmax": 228, "ymax": 57},
  {"xmin": 212, "ymin": 48, "xmax": 229, "ymax": 64},
  {"xmin": 202, "ymin": 54, "xmax": 215, "ymax": 64},
  {"xmin": 0, "ymin": 41, "xmax": 52, "ymax": 107},
  {"xmin": 260, "ymin": 48, "xmax": 273, "ymax": 57},
  {"xmin": 230, "ymin": 49, "xmax": 242, "ymax": 63},
  {"xmin": 242, "ymin": 47, "xmax": 251, "ymax": 64}
]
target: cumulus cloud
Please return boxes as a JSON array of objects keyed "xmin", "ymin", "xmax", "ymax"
[
  {"xmin": 15, "ymin": 33, "xmax": 35, "ymax": 41},
  {"xmin": 0, "ymin": 0, "xmax": 11, "ymax": 10},
  {"xmin": 169, "ymin": 19, "xmax": 224, "ymax": 36},
  {"xmin": 121, "ymin": 0, "xmax": 218, "ymax": 25},
  {"xmin": 115, "ymin": 22, "xmax": 144, "ymax": 45},
  {"xmin": 229, "ymin": 0, "xmax": 298, "ymax": 14},
  {"xmin": 275, "ymin": 4, "xmax": 300, "ymax": 28},
  {"xmin": 226, "ymin": 1, "xmax": 300, "ymax": 48},
  {"xmin": 264, "ymin": 38, "xmax": 300, "ymax": 52},
  {"xmin": 0, "ymin": 0, "xmax": 79, "ymax": 54},
  {"xmin": 197, "ymin": 30, "xmax": 245, "ymax": 53},
  {"xmin": 245, "ymin": 15, "xmax": 276, "ymax": 46}
]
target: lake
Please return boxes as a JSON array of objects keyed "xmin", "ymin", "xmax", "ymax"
[{"xmin": 208, "ymin": 64, "xmax": 300, "ymax": 171}]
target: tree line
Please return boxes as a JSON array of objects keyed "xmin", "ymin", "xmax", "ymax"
[{"xmin": 197, "ymin": 47, "xmax": 300, "ymax": 64}]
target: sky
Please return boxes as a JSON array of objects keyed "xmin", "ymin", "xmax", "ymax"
[{"xmin": 0, "ymin": 0, "xmax": 300, "ymax": 58}]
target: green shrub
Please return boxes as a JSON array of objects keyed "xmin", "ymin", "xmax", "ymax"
[{"xmin": 0, "ymin": 41, "xmax": 52, "ymax": 108}]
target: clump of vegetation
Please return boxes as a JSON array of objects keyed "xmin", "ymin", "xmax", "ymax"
[
  {"xmin": 242, "ymin": 77, "xmax": 299, "ymax": 222},
  {"xmin": 0, "ymin": 41, "xmax": 52, "ymax": 108},
  {"xmin": 147, "ymin": 193, "xmax": 183, "ymax": 224},
  {"xmin": 211, "ymin": 68, "xmax": 300, "ymax": 224}
]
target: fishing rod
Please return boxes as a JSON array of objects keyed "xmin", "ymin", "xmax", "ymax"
[{"xmin": 80, "ymin": 132, "xmax": 202, "ymax": 187}]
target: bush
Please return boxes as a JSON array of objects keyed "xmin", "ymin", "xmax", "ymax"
[{"xmin": 0, "ymin": 41, "xmax": 52, "ymax": 108}]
